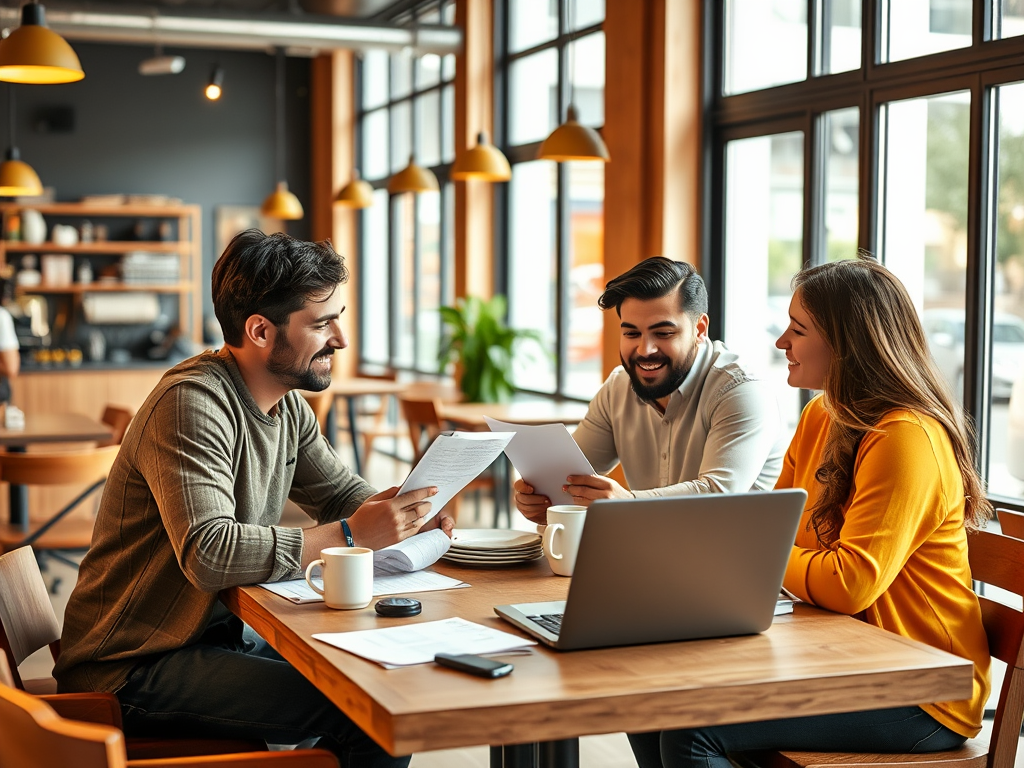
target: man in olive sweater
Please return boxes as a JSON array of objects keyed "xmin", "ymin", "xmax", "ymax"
[{"xmin": 55, "ymin": 230, "xmax": 445, "ymax": 767}]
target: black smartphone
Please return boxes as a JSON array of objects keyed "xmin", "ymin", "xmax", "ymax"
[{"xmin": 434, "ymin": 653, "xmax": 514, "ymax": 678}]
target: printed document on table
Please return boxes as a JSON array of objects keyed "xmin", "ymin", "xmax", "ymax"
[
  {"xmin": 374, "ymin": 528, "xmax": 452, "ymax": 574},
  {"xmin": 398, "ymin": 431, "xmax": 514, "ymax": 519},
  {"xmin": 259, "ymin": 569, "xmax": 468, "ymax": 604},
  {"xmin": 483, "ymin": 417, "xmax": 595, "ymax": 506},
  {"xmin": 313, "ymin": 616, "xmax": 536, "ymax": 667}
]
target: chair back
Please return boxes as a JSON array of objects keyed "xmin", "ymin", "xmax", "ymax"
[
  {"xmin": 98, "ymin": 406, "xmax": 133, "ymax": 447},
  {"xmin": 399, "ymin": 397, "xmax": 444, "ymax": 464},
  {"xmin": 996, "ymin": 508, "xmax": 1024, "ymax": 541},
  {"xmin": 301, "ymin": 392, "xmax": 335, "ymax": 435},
  {"xmin": 0, "ymin": 680, "xmax": 126, "ymax": 768},
  {"xmin": 0, "ymin": 444, "xmax": 121, "ymax": 488},
  {"xmin": 967, "ymin": 530, "xmax": 1024, "ymax": 768},
  {"xmin": 0, "ymin": 546, "xmax": 60, "ymax": 689}
]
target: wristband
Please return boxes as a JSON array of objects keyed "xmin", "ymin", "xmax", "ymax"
[{"xmin": 340, "ymin": 518, "xmax": 355, "ymax": 547}]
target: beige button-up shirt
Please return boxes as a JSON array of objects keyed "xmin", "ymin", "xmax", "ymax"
[{"xmin": 573, "ymin": 340, "xmax": 785, "ymax": 496}]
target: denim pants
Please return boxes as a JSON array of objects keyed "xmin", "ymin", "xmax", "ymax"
[
  {"xmin": 117, "ymin": 615, "xmax": 409, "ymax": 768},
  {"xmin": 627, "ymin": 706, "xmax": 967, "ymax": 768}
]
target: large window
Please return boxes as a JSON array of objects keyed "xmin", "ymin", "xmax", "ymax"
[
  {"xmin": 710, "ymin": 0, "xmax": 1024, "ymax": 507},
  {"xmin": 500, "ymin": 0, "xmax": 606, "ymax": 401},
  {"xmin": 356, "ymin": 0, "xmax": 455, "ymax": 375}
]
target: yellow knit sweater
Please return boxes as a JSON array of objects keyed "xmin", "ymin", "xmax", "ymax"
[{"xmin": 779, "ymin": 395, "xmax": 989, "ymax": 738}]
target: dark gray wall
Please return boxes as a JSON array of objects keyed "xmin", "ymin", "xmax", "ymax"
[{"xmin": 7, "ymin": 41, "xmax": 312, "ymax": 332}]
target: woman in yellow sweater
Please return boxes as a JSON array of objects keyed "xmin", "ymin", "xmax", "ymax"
[{"xmin": 629, "ymin": 256, "xmax": 992, "ymax": 768}]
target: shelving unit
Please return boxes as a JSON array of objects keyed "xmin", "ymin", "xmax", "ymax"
[{"xmin": 0, "ymin": 202, "xmax": 202, "ymax": 346}]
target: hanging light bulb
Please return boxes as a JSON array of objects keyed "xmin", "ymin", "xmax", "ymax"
[
  {"xmin": 536, "ymin": 104, "xmax": 610, "ymax": 162},
  {"xmin": 387, "ymin": 155, "xmax": 439, "ymax": 195},
  {"xmin": 0, "ymin": 86, "xmax": 41, "ymax": 197},
  {"xmin": 0, "ymin": 2, "xmax": 84, "ymax": 84},
  {"xmin": 261, "ymin": 49, "xmax": 303, "ymax": 220},
  {"xmin": 451, "ymin": 131, "xmax": 511, "ymax": 182},
  {"xmin": 334, "ymin": 169, "xmax": 374, "ymax": 209},
  {"xmin": 205, "ymin": 65, "xmax": 224, "ymax": 100}
]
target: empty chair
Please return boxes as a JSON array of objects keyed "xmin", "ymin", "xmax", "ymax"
[
  {"xmin": 355, "ymin": 370, "xmax": 407, "ymax": 472},
  {"xmin": 744, "ymin": 528, "xmax": 1024, "ymax": 768},
  {"xmin": 996, "ymin": 508, "xmax": 1024, "ymax": 540}
]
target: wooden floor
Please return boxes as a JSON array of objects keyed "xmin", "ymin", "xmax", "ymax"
[{"xmin": 14, "ymin": 432, "xmax": 1014, "ymax": 767}]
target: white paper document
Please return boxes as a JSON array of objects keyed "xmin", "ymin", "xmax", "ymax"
[
  {"xmin": 258, "ymin": 569, "xmax": 468, "ymax": 603},
  {"xmin": 483, "ymin": 417, "xmax": 595, "ymax": 506},
  {"xmin": 398, "ymin": 431, "xmax": 514, "ymax": 518},
  {"xmin": 374, "ymin": 529, "xmax": 452, "ymax": 574},
  {"xmin": 313, "ymin": 616, "xmax": 536, "ymax": 667}
]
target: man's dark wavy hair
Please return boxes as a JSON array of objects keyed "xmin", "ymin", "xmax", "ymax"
[
  {"xmin": 597, "ymin": 256, "xmax": 708, "ymax": 320},
  {"xmin": 212, "ymin": 229, "xmax": 347, "ymax": 346}
]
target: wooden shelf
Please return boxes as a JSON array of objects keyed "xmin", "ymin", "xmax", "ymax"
[
  {"xmin": 4, "ymin": 241, "xmax": 185, "ymax": 254},
  {"xmin": 15, "ymin": 282, "xmax": 194, "ymax": 294},
  {"xmin": 0, "ymin": 203, "xmax": 201, "ymax": 217}
]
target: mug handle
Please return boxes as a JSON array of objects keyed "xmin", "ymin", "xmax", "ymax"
[
  {"xmin": 542, "ymin": 523, "xmax": 565, "ymax": 561},
  {"xmin": 305, "ymin": 559, "xmax": 326, "ymax": 596}
]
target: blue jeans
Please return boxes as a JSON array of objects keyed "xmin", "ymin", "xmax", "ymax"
[
  {"xmin": 117, "ymin": 614, "xmax": 409, "ymax": 768},
  {"xmin": 627, "ymin": 706, "xmax": 967, "ymax": 768}
]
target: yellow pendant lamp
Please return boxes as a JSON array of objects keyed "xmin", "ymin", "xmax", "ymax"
[
  {"xmin": 537, "ymin": 104, "xmax": 609, "ymax": 162},
  {"xmin": 334, "ymin": 170, "xmax": 374, "ymax": 209},
  {"xmin": 0, "ymin": 2, "xmax": 84, "ymax": 84},
  {"xmin": 451, "ymin": 131, "xmax": 511, "ymax": 182},
  {"xmin": 387, "ymin": 155, "xmax": 439, "ymax": 194},
  {"xmin": 0, "ymin": 86, "xmax": 41, "ymax": 196},
  {"xmin": 261, "ymin": 48, "xmax": 303, "ymax": 220}
]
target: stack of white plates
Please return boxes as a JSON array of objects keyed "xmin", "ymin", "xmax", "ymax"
[{"xmin": 442, "ymin": 529, "xmax": 544, "ymax": 566}]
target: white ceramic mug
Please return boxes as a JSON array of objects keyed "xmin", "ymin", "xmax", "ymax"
[
  {"xmin": 542, "ymin": 505, "xmax": 587, "ymax": 577},
  {"xmin": 304, "ymin": 546, "xmax": 374, "ymax": 609}
]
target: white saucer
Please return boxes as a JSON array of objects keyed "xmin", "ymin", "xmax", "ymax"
[{"xmin": 450, "ymin": 529, "xmax": 542, "ymax": 551}]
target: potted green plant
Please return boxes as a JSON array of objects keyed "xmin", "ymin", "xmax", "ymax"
[{"xmin": 438, "ymin": 295, "xmax": 544, "ymax": 403}]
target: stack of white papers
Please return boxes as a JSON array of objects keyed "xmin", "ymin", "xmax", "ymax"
[
  {"xmin": 313, "ymin": 616, "xmax": 536, "ymax": 667},
  {"xmin": 374, "ymin": 529, "xmax": 451, "ymax": 574},
  {"xmin": 259, "ymin": 569, "xmax": 467, "ymax": 603}
]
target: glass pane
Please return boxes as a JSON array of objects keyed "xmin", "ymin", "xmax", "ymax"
[
  {"xmin": 441, "ymin": 85, "xmax": 455, "ymax": 164},
  {"xmin": 723, "ymin": 132, "xmax": 804, "ymax": 439},
  {"xmin": 883, "ymin": 0, "xmax": 972, "ymax": 63},
  {"xmin": 573, "ymin": 0, "xmax": 604, "ymax": 29},
  {"xmin": 361, "ymin": 50, "xmax": 389, "ymax": 110},
  {"xmin": 566, "ymin": 162, "xmax": 605, "ymax": 399},
  {"xmin": 391, "ymin": 101, "xmax": 412, "ymax": 174},
  {"xmin": 509, "ymin": 48, "xmax": 559, "ymax": 146},
  {"xmin": 879, "ymin": 92, "xmax": 969, "ymax": 418},
  {"xmin": 509, "ymin": 161, "xmax": 558, "ymax": 393},
  {"xmin": 395, "ymin": 194, "xmax": 416, "ymax": 368},
  {"xmin": 989, "ymin": 82, "xmax": 1024, "ymax": 498},
  {"xmin": 724, "ymin": 0, "xmax": 807, "ymax": 96},
  {"xmin": 443, "ymin": 183, "xmax": 455, "ymax": 308},
  {"xmin": 417, "ymin": 53, "xmax": 442, "ymax": 90},
  {"xmin": 822, "ymin": 107, "xmax": 859, "ymax": 261},
  {"xmin": 417, "ymin": 192, "xmax": 442, "ymax": 373},
  {"xmin": 362, "ymin": 109, "xmax": 389, "ymax": 181},
  {"xmin": 360, "ymin": 189, "xmax": 390, "ymax": 366},
  {"xmin": 570, "ymin": 32, "xmax": 604, "ymax": 128},
  {"xmin": 510, "ymin": 0, "xmax": 558, "ymax": 53},
  {"xmin": 391, "ymin": 50, "xmax": 413, "ymax": 100},
  {"xmin": 442, "ymin": 53, "xmax": 456, "ymax": 81},
  {"xmin": 998, "ymin": 0, "xmax": 1024, "ymax": 38},
  {"xmin": 416, "ymin": 91, "xmax": 441, "ymax": 168},
  {"xmin": 823, "ymin": 0, "xmax": 861, "ymax": 74}
]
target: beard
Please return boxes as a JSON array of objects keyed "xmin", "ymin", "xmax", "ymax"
[
  {"xmin": 622, "ymin": 342, "xmax": 699, "ymax": 403},
  {"xmin": 267, "ymin": 333, "xmax": 334, "ymax": 392}
]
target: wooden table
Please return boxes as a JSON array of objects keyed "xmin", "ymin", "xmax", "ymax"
[
  {"xmin": 0, "ymin": 413, "xmax": 113, "ymax": 528},
  {"xmin": 222, "ymin": 559, "xmax": 973, "ymax": 766}
]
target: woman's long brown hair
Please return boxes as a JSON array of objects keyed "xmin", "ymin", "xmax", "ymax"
[{"xmin": 793, "ymin": 256, "xmax": 992, "ymax": 547}]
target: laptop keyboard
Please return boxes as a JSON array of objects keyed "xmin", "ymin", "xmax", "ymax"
[{"xmin": 528, "ymin": 613, "xmax": 563, "ymax": 636}]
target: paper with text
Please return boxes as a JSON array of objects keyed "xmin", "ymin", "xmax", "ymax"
[
  {"xmin": 313, "ymin": 616, "xmax": 536, "ymax": 667},
  {"xmin": 374, "ymin": 529, "xmax": 451, "ymax": 574},
  {"xmin": 483, "ymin": 417, "xmax": 595, "ymax": 506},
  {"xmin": 398, "ymin": 431, "xmax": 514, "ymax": 518},
  {"xmin": 258, "ymin": 568, "xmax": 468, "ymax": 603}
]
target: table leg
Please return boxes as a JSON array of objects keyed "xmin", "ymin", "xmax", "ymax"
[
  {"xmin": 538, "ymin": 739, "xmax": 579, "ymax": 768},
  {"xmin": 491, "ymin": 743, "xmax": 538, "ymax": 768},
  {"xmin": 347, "ymin": 396, "xmax": 364, "ymax": 477},
  {"xmin": 8, "ymin": 444, "xmax": 26, "ymax": 528},
  {"xmin": 325, "ymin": 398, "xmax": 338, "ymax": 449}
]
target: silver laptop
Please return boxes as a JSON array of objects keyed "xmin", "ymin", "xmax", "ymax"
[{"xmin": 494, "ymin": 489, "xmax": 807, "ymax": 650}]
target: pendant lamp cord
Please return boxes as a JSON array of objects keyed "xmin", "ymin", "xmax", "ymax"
[
  {"xmin": 274, "ymin": 47, "xmax": 285, "ymax": 183},
  {"xmin": 566, "ymin": 0, "xmax": 576, "ymax": 115}
]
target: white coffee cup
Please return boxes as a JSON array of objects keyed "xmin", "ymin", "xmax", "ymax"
[
  {"xmin": 542, "ymin": 505, "xmax": 587, "ymax": 577},
  {"xmin": 304, "ymin": 546, "xmax": 374, "ymax": 609}
]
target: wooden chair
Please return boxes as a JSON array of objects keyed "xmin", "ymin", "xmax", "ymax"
[
  {"xmin": 399, "ymin": 395, "xmax": 496, "ymax": 525},
  {"xmin": 355, "ymin": 370, "xmax": 407, "ymax": 472},
  {"xmin": 0, "ymin": 676, "xmax": 340, "ymax": 768},
  {"xmin": 747, "ymin": 529, "xmax": 1024, "ymax": 768},
  {"xmin": 300, "ymin": 391, "xmax": 335, "ymax": 437},
  {"xmin": 996, "ymin": 508, "xmax": 1024, "ymax": 540}
]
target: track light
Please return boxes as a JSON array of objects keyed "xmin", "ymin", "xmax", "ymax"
[
  {"xmin": 205, "ymin": 65, "xmax": 223, "ymax": 100},
  {"xmin": 139, "ymin": 44, "xmax": 185, "ymax": 76}
]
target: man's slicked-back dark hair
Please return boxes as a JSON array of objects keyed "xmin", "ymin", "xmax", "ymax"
[
  {"xmin": 212, "ymin": 229, "xmax": 348, "ymax": 346},
  {"xmin": 597, "ymin": 256, "xmax": 708, "ymax": 319}
]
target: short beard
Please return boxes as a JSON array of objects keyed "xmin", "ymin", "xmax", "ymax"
[
  {"xmin": 267, "ymin": 335, "xmax": 334, "ymax": 392},
  {"xmin": 623, "ymin": 342, "xmax": 699, "ymax": 402}
]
